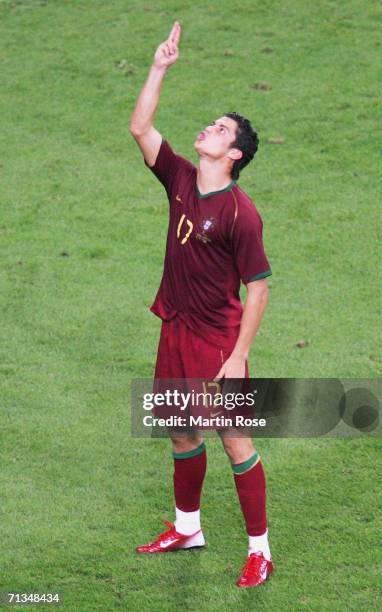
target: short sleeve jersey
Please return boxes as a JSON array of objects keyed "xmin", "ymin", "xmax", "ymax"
[{"xmin": 145, "ymin": 139, "xmax": 272, "ymax": 347}]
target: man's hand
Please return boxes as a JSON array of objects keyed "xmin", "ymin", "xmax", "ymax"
[
  {"xmin": 214, "ymin": 354, "xmax": 246, "ymax": 381},
  {"xmin": 154, "ymin": 21, "xmax": 182, "ymax": 69}
]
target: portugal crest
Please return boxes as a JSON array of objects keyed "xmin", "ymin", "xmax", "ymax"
[{"xmin": 196, "ymin": 216, "xmax": 216, "ymax": 244}]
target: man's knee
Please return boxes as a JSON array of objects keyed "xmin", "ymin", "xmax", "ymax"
[
  {"xmin": 169, "ymin": 430, "xmax": 204, "ymax": 454},
  {"xmin": 219, "ymin": 430, "xmax": 255, "ymax": 464}
]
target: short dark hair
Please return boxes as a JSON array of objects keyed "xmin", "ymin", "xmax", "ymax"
[{"xmin": 225, "ymin": 112, "xmax": 259, "ymax": 180}]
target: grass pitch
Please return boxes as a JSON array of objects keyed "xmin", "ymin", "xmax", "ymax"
[{"xmin": 1, "ymin": 0, "xmax": 381, "ymax": 610}]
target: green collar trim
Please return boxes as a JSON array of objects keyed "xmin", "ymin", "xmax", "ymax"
[{"xmin": 196, "ymin": 179, "xmax": 236, "ymax": 199}]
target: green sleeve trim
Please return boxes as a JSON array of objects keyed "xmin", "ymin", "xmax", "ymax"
[
  {"xmin": 144, "ymin": 137, "xmax": 165, "ymax": 168},
  {"xmin": 246, "ymin": 269, "xmax": 272, "ymax": 283},
  {"xmin": 232, "ymin": 451, "xmax": 259, "ymax": 474},
  {"xmin": 173, "ymin": 441, "xmax": 206, "ymax": 460}
]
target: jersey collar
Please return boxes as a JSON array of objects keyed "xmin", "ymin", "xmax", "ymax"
[{"xmin": 196, "ymin": 179, "xmax": 236, "ymax": 199}]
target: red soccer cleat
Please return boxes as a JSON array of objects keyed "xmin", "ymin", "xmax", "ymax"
[
  {"xmin": 136, "ymin": 521, "xmax": 205, "ymax": 554},
  {"xmin": 236, "ymin": 552, "xmax": 274, "ymax": 588}
]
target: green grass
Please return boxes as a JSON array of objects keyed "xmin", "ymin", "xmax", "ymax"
[{"xmin": 0, "ymin": 0, "xmax": 381, "ymax": 610}]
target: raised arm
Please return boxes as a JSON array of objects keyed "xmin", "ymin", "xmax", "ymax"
[{"xmin": 129, "ymin": 21, "xmax": 182, "ymax": 167}]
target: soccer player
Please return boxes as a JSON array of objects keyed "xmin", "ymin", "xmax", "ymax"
[{"xmin": 130, "ymin": 22, "xmax": 273, "ymax": 588}]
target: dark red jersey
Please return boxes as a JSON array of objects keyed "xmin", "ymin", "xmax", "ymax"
[{"xmin": 145, "ymin": 139, "xmax": 272, "ymax": 347}]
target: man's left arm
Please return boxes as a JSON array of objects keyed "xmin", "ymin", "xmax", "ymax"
[{"xmin": 214, "ymin": 278, "xmax": 269, "ymax": 379}]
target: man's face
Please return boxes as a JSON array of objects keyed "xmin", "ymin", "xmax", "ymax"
[{"xmin": 194, "ymin": 116, "xmax": 242, "ymax": 162}]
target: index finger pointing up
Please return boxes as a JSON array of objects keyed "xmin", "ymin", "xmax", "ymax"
[{"xmin": 168, "ymin": 21, "xmax": 181, "ymax": 45}]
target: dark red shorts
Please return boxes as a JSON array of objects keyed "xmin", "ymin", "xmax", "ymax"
[
  {"xmin": 153, "ymin": 317, "xmax": 252, "ymax": 429},
  {"xmin": 154, "ymin": 316, "xmax": 249, "ymax": 379}
]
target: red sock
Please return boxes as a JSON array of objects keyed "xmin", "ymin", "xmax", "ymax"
[
  {"xmin": 173, "ymin": 443, "xmax": 207, "ymax": 512},
  {"xmin": 233, "ymin": 454, "xmax": 267, "ymax": 536}
]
